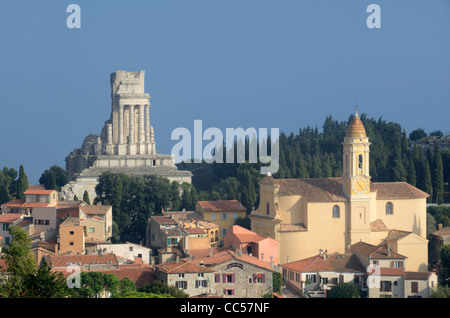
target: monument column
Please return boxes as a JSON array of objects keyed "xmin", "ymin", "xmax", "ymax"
[
  {"xmin": 129, "ymin": 105, "xmax": 135, "ymax": 144},
  {"xmin": 145, "ymin": 104, "xmax": 150, "ymax": 154},
  {"xmin": 138, "ymin": 104, "xmax": 145, "ymax": 154},
  {"xmin": 117, "ymin": 103, "xmax": 127, "ymax": 155}
]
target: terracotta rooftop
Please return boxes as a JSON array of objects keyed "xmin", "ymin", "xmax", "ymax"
[
  {"xmin": 268, "ymin": 177, "xmax": 348, "ymax": 202},
  {"xmin": 0, "ymin": 213, "xmax": 23, "ymax": 224},
  {"xmin": 370, "ymin": 219, "xmax": 388, "ymax": 232},
  {"xmin": 263, "ymin": 176, "xmax": 428, "ymax": 201},
  {"xmin": 1, "ymin": 199, "xmax": 25, "ymax": 207},
  {"xmin": 162, "ymin": 210, "xmax": 204, "ymax": 221},
  {"xmin": 197, "ymin": 200, "xmax": 247, "ymax": 212},
  {"xmin": 228, "ymin": 225, "xmax": 269, "ymax": 243},
  {"xmin": 430, "ymin": 227, "xmax": 450, "ymax": 238},
  {"xmin": 282, "ymin": 253, "xmax": 366, "ymax": 274},
  {"xmin": 370, "ymin": 182, "xmax": 429, "ymax": 199},
  {"xmin": 348, "ymin": 241, "xmax": 406, "ymax": 259},
  {"xmin": 156, "ymin": 259, "xmax": 214, "ymax": 274},
  {"xmin": 47, "ymin": 253, "xmax": 119, "ymax": 268},
  {"xmin": 90, "ymin": 264, "xmax": 156, "ymax": 288},
  {"xmin": 185, "ymin": 227, "xmax": 206, "ymax": 235},
  {"xmin": 404, "ymin": 271, "xmax": 432, "ymax": 280},
  {"xmin": 81, "ymin": 205, "xmax": 112, "ymax": 215},
  {"xmin": 151, "ymin": 216, "xmax": 178, "ymax": 226},
  {"xmin": 385, "ymin": 230, "xmax": 413, "ymax": 242},
  {"xmin": 24, "ymin": 189, "xmax": 56, "ymax": 195},
  {"xmin": 190, "ymin": 249, "xmax": 274, "ymax": 271}
]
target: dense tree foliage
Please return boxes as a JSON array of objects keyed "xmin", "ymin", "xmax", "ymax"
[
  {"xmin": 178, "ymin": 114, "xmax": 449, "ymax": 211},
  {"xmin": 138, "ymin": 279, "xmax": 189, "ymax": 298},
  {"xmin": 327, "ymin": 283, "xmax": 361, "ymax": 298},
  {"xmin": 0, "ymin": 165, "xmax": 31, "ymax": 204},
  {"xmin": 39, "ymin": 164, "xmax": 67, "ymax": 191},
  {"xmin": 0, "ymin": 226, "xmax": 71, "ymax": 298},
  {"xmin": 94, "ymin": 172, "xmax": 184, "ymax": 243}
]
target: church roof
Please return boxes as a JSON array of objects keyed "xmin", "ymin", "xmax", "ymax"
[
  {"xmin": 263, "ymin": 176, "xmax": 429, "ymax": 201},
  {"xmin": 346, "ymin": 111, "xmax": 367, "ymax": 138},
  {"xmin": 269, "ymin": 177, "xmax": 348, "ymax": 202},
  {"xmin": 370, "ymin": 182, "xmax": 429, "ymax": 199}
]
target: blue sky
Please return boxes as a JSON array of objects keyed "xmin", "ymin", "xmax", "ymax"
[{"xmin": 0, "ymin": 0, "xmax": 449, "ymax": 184}]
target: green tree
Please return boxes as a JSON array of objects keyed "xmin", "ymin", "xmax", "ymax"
[
  {"xmin": 441, "ymin": 245, "xmax": 450, "ymax": 279},
  {"xmin": 327, "ymin": 283, "xmax": 360, "ymax": 298},
  {"xmin": 83, "ymin": 190, "xmax": 91, "ymax": 205},
  {"xmin": 430, "ymin": 285, "xmax": 450, "ymax": 298},
  {"xmin": 39, "ymin": 165, "xmax": 67, "ymax": 191},
  {"xmin": 22, "ymin": 262, "xmax": 71, "ymax": 298},
  {"xmin": 272, "ymin": 271, "xmax": 283, "ymax": 295},
  {"xmin": 16, "ymin": 165, "xmax": 29, "ymax": 200},
  {"xmin": 409, "ymin": 128, "xmax": 427, "ymax": 141},
  {"xmin": 138, "ymin": 279, "xmax": 189, "ymax": 298},
  {"xmin": 0, "ymin": 226, "xmax": 36, "ymax": 297},
  {"xmin": 432, "ymin": 143, "xmax": 444, "ymax": 204},
  {"xmin": 233, "ymin": 216, "xmax": 251, "ymax": 230}
]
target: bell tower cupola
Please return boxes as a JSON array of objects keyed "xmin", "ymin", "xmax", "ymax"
[{"xmin": 342, "ymin": 110, "xmax": 371, "ymax": 197}]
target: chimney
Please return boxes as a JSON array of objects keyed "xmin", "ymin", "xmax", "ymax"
[
  {"xmin": 438, "ymin": 223, "xmax": 443, "ymax": 231},
  {"xmin": 319, "ymin": 249, "xmax": 323, "ymax": 256},
  {"xmin": 209, "ymin": 248, "xmax": 213, "ymax": 257},
  {"xmin": 323, "ymin": 250, "xmax": 328, "ymax": 260},
  {"xmin": 176, "ymin": 255, "xmax": 180, "ymax": 263},
  {"xmin": 387, "ymin": 245, "xmax": 391, "ymax": 257}
]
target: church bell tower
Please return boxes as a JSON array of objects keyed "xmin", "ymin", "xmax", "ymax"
[
  {"xmin": 342, "ymin": 110, "xmax": 371, "ymax": 197},
  {"xmin": 343, "ymin": 110, "xmax": 372, "ymax": 246}
]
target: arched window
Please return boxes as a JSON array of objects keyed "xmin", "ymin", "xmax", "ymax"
[
  {"xmin": 386, "ymin": 202, "xmax": 393, "ymax": 215},
  {"xmin": 332, "ymin": 205, "xmax": 340, "ymax": 218},
  {"xmin": 345, "ymin": 154, "xmax": 348, "ymax": 171},
  {"xmin": 266, "ymin": 202, "xmax": 270, "ymax": 215},
  {"xmin": 358, "ymin": 154, "xmax": 363, "ymax": 170}
]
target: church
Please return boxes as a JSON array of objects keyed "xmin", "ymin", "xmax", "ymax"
[{"xmin": 250, "ymin": 111, "xmax": 429, "ymax": 272}]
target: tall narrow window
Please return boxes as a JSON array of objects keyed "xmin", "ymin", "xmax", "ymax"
[
  {"xmin": 345, "ymin": 154, "xmax": 348, "ymax": 172},
  {"xmin": 332, "ymin": 205, "xmax": 340, "ymax": 218},
  {"xmin": 386, "ymin": 202, "xmax": 393, "ymax": 215},
  {"xmin": 266, "ymin": 202, "xmax": 270, "ymax": 216},
  {"xmin": 358, "ymin": 154, "xmax": 363, "ymax": 170}
]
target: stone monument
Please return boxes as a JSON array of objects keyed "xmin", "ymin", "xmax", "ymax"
[{"xmin": 61, "ymin": 71, "xmax": 192, "ymax": 200}]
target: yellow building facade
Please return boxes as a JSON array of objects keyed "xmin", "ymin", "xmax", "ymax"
[{"xmin": 250, "ymin": 111, "xmax": 429, "ymax": 271}]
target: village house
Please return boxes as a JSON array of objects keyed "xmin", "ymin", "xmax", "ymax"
[
  {"xmin": 155, "ymin": 258, "xmax": 216, "ymax": 297},
  {"xmin": 282, "ymin": 241, "xmax": 438, "ymax": 298},
  {"xmin": 223, "ymin": 225, "xmax": 279, "ymax": 265},
  {"xmin": 196, "ymin": 200, "xmax": 247, "ymax": 244}
]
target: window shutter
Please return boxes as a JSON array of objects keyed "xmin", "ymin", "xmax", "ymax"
[
  {"xmin": 195, "ymin": 280, "xmax": 198, "ymax": 288},
  {"xmin": 253, "ymin": 274, "xmax": 256, "ymax": 283},
  {"xmin": 223, "ymin": 289, "xmax": 226, "ymax": 295},
  {"xmin": 232, "ymin": 289, "xmax": 235, "ymax": 295},
  {"xmin": 223, "ymin": 273, "xmax": 227, "ymax": 282},
  {"xmin": 232, "ymin": 273, "xmax": 235, "ymax": 283},
  {"xmin": 262, "ymin": 274, "xmax": 266, "ymax": 283},
  {"xmin": 390, "ymin": 261, "xmax": 394, "ymax": 268}
]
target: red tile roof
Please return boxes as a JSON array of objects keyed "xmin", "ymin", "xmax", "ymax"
[
  {"xmin": 0, "ymin": 213, "xmax": 23, "ymax": 224},
  {"xmin": 348, "ymin": 241, "xmax": 406, "ymax": 259},
  {"xmin": 263, "ymin": 176, "xmax": 429, "ymax": 201},
  {"xmin": 282, "ymin": 253, "xmax": 366, "ymax": 274},
  {"xmin": 81, "ymin": 205, "xmax": 112, "ymax": 215},
  {"xmin": 156, "ymin": 259, "xmax": 214, "ymax": 274},
  {"xmin": 151, "ymin": 216, "xmax": 178, "ymax": 225},
  {"xmin": 47, "ymin": 253, "xmax": 119, "ymax": 267},
  {"xmin": 24, "ymin": 189, "xmax": 56, "ymax": 195},
  {"xmin": 228, "ymin": 225, "xmax": 268, "ymax": 243},
  {"xmin": 1, "ymin": 199, "xmax": 25, "ymax": 207},
  {"xmin": 197, "ymin": 200, "xmax": 247, "ymax": 212},
  {"xmin": 190, "ymin": 249, "xmax": 274, "ymax": 271}
]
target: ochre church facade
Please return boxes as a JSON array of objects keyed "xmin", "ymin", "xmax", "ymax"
[{"xmin": 250, "ymin": 111, "xmax": 429, "ymax": 271}]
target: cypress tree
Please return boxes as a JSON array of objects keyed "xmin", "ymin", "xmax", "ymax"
[
  {"xmin": 422, "ymin": 158, "xmax": 433, "ymax": 203},
  {"xmin": 16, "ymin": 165, "xmax": 29, "ymax": 200},
  {"xmin": 432, "ymin": 142, "xmax": 444, "ymax": 204},
  {"xmin": 83, "ymin": 190, "xmax": 91, "ymax": 205}
]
